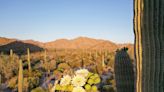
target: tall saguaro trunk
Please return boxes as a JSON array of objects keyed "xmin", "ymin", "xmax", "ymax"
[
  {"xmin": 10, "ymin": 49, "xmax": 13, "ymax": 62},
  {"xmin": 27, "ymin": 48, "xmax": 32, "ymax": 76},
  {"xmin": 18, "ymin": 60, "xmax": 23, "ymax": 92},
  {"xmin": 0, "ymin": 74, "xmax": 1, "ymax": 85},
  {"xmin": 102, "ymin": 55, "xmax": 105, "ymax": 68},
  {"xmin": 134, "ymin": 0, "xmax": 164, "ymax": 92}
]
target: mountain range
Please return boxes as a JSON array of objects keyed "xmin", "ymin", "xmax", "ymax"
[{"xmin": 0, "ymin": 37, "xmax": 134, "ymax": 56}]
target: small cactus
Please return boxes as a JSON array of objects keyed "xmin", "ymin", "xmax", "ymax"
[
  {"xmin": 105, "ymin": 50, "xmax": 108, "ymax": 57},
  {"xmin": 43, "ymin": 50, "xmax": 50, "ymax": 75},
  {"xmin": 27, "ymin": 48, "xmax": 32, "ymax": 76},
  {"xmin": 81, "ymin": 58, "xmax": 84, "ymax": 68},
  {"xmin": 0, "ymin": 74, "xmax": 1, "ymax": 85},
  {"xmin": 114, "ymin": 48, "xmax": 134, "ymax": 92},
  {"xmin": 44, "ymin": 50, "xmax": 47, "ymax": 63},
  {"xmin": 10, "ymin": 49, "xmax": 13, "ymax": 62},
  {"xmin": 18, "ymin": 59, "xmax": 23, "ymax": 92},
  {"xmin": 95, "ymin": 50, "xmax": 98, "ymax": 59},
  {"xmin": 102, "ymin": 55, "xmax": 105, "ymax": 68}
]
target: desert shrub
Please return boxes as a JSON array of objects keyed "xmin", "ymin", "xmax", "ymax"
[
  {"xmin": 57, "ymin": 63, "xmax": 71, "ymax": 70},
  {"xmin": 96, "ymin": 63, "xmax": 103, "ymax": 75},
  {"xmin": 106, "ymin": 78, "xmax": 114, "ymax": 85},
  {"xmin": 57, "ymin": 67, "xmax": 64, "ymax": 72},
  {"xmin": 23, "ymin": 69, "xmax": 42, "ymax": 78},
  {"xmin": 67, "ymin": 57, "xmax": 82, "ymax": 69},
  {"xmin": 23, "ymin": 69, "xmax": 29, "ymax": 77},
  {"xmin": 31, "ymin": 87, "xmax": 46, "ymax": 92},
  {"xmin": 8, "ymin": 76, "xmax": 18, "ymax": 89},
  {"xmin": 107, "ymin": 53, "xmax": 115, "ymax": 68},
  {"xmin": 8, "ymin": 69, "xmax": 41, "ymax": 91},
  {"xmin": 102, "ymin": 85, "xmax": 115, "ymax": 92},
  {"xmin": 28, "ymin": 77, "xmax": 40, "ymax": 90},
  {"xmin": 110, "ymin": 79, "xmax": 116, "ymax": 88},
  {"xmin": 32, "ymin": 70, "xmax": 42, "ymax": 78},
  {"xmin": 41, "ymin": 59, "xmax": 56, "ymax": 73},
  {"xmin": 53, "ymin": 70, "xmax": 62, "ymax": 80},
  {"xmin": 82, "ymin": 57, "xmax": 93, "ymax": 67},
  {"xmin": 0, "ymin": 54, "xmax": 19, "ymax": 81},
  {"xmin": 87, "ymin": 65, "xmax": 98, "ymax": 73},
  {"xmin": 8, "ymin": 76, "xmax": 40, "ymax": 91}
]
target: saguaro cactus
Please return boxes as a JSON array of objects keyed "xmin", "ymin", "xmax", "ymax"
[
  {"xmin": 44, "ymin": 50, "xmax": 47, "ymax": 63},
  {"xmin": 102, "ymin": 55, "xmax": 105, "ymax": 68},
  {"xmin": 0, "ymin": 74, "xmax": 1, "ymax": 85},
  {"xmin": 114, "ymin": 48, "xmax": 134, "ymax": 92},
  {"xmin": 81, "ymin": 58, "xmax": 84, "ymax": 68},
  {"xmin": 27, "ymin": 48, "xmax": 32, "ymax": 76},
  {"xmin": 18, "ymin": 60, "xmax": 23, "ymax": 92},
  {"xmin": 94, "ymin": 50, "xmax": 97, "ymax": 59},
  {"xmin": 10, "ymin": 49, "xmax": 13, "ymax": 62},
  {"xmin": 134, "ymin": 0, "xmax": 164, "ymax": 92},
  {"xmin": 43, "ymin": 50, "xmax": 51, "ymax": 75}
]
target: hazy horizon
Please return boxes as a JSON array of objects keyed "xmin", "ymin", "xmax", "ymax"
[{"xmin": 0, "ymin": 0, "xmax": 133, "ymax": 43}]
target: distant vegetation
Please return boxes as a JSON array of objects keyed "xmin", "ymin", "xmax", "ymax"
[
  {"xmin": 0, "ymin": 37, "xmax": 134, "ymax": 92},
  {"xmin": 0, "ymin": 48, "xmax": 127, "ymax": 92}
]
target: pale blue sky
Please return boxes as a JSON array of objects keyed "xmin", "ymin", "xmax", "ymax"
[{"xmin": 0, "ymin": 0, "xmax": 133, "ymax": 43}]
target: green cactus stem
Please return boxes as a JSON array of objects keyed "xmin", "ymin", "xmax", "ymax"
[
  {"xmin": 10, "ymin": 49, "xmax": 13, "ymax": 62},
  {"xmin": 102, "ymin": 55, "xmax": 105, "ymax": 68},
  {"xmin": 18, "ymin": 59, "xmax": 23, "ymax": 92},
  {"xmin": 114, "ymin": 48, "xmax": 134, "ymax": 92},
  {"xmin": 0, "ymin": 74, "xmax": 1, "ymax": 85},
  {"xmin": 134, "ymin": 0, "xmax": 164, "ymax": 92},
  {"xmin": 27, "ymin": 48, "xmax": 32, "ymax": 76}
]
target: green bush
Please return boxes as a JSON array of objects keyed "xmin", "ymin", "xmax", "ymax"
[
  {"xmin": 102, "ymin": 85, "xmax": 115, "ymax": 92},
  {"xmin": 31, "ymin": 87, "xmax": 46, "ymax": 92},
  {"xmin": 28, "ymin": 77, "xmax": 40, "ymax": 90}
]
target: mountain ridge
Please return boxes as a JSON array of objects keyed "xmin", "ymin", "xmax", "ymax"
[{"xmin": 0, "ymin": 37, "xmax": 133, "ymax": 52}]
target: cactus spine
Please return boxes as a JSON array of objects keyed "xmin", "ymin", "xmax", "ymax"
[
  {"xmin": 27, "ymin": 48, "xmax": 31, "ymax": 76},
  {"xmin": 134, "ymin": 0, "xmax": 164, "ymax": 92},
  {"xmin": 18, "ymin": 60, "xmax": 23, "ymax": 92},
  {"xmin": 114, "ymin": 48, "xmax": 134, "ymax": 92}
]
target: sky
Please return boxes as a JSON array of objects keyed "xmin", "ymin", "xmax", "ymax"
[{"xmin": 0, "ymin": 0, "xmax": 134, "ymax": 43}]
